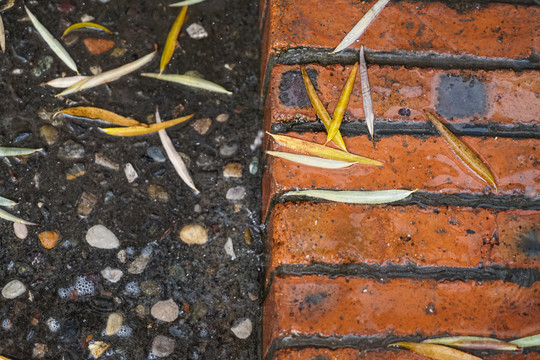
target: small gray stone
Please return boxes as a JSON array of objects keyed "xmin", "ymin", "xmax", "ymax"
[
  {"xmin": 58, "ymin": 140, "xmax": 85, "ymax": 161},
  {"xmin": 196, "ymin": 153, "xmax": 215, "ymax": 169},
  {"xmin": 226, "ymin": 186, "xmax": 246, "ymax": 201},
  {"xmin": 66, "ymin": 163, "xmax": 86, "ymax": 180},
  {"xmin": 77, "ymin": 191, "xmax": 98, "ymax": 218},
  {"xmin": 128, "ymin": 254, "xmax": 151, "ymax": 274},
  {"xmin": 219, "ymin": 143, "xmax": 238, "ymax": 158},
  {"xmin": 140, "ymin": 280, "xmax": 161, "ymax": 297},
  {"xmin": 2, "ymin": 279, "xmax": 26, "ymax": 299},
  {"xmin": 151, "ymin": 299, "xmax": 179, "ymax": 322},
  {"xmin": 86, "ymin": 225, "xmax": 120, "ymax": 249},
  {"xmin": 101, "ymin": 267, "xmax": 123, "ymax": 283},
  {"xmin": 147, "ymin": 184, "xmax": 169, "ymax": 203},
  {"xmin": 147, "ymin": 146, "xmax": 166, "ymax": 163},
  {"xmin": 39, "ymin": 125, "xmax": 59, "ymax": 146},
  {"xmin": 224, "ymin": 238, "xmax": 236, "ymax": 260},
  {"xmin": 95, "ymin": 153, "xmax": 119, "ymax": 171},
  {"xmin": 186, "ymin": 23, "xmax": 208, "ymax": 39},
  {"xmin": 31, "ymin": 56, "xmax": 53, "ymax": 77},
  {"xmin": 124, "ymin": 163, "xmax": 138, "ymax": 183},
  {"xmin": 151, "ymin": 335, "xmax": 176, "ymax": 357},
  {"xmin": 231, "ymin": 318, "xmax": 252, "ymax": 339}
]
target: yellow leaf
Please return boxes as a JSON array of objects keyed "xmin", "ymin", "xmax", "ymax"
[
  {"xmin": 160, "ymin": 6, "xmax": 188, "ymax": 74},
  {"xmin": 389, "ymin": 342, "xmax": 483, "ymax": 360},
  {"xmin": 327, "ymin": 62, "xmax": 358, "ymax": 143},
  {"xmin": 61, "ymin": 22, "xmax": 112, "ymax": 38},
  {"xmin": 425, "ymin": 110, "xmax": 497, "ymax": 190},
  {"xmin": 268, "ymin": 132, "xmax": 382, "ymax": 166},
  {"xmin": 100, "ymin": 114, "xmax": 193, "ymax": 136},
  {"xmin": 58, "ymin": 107, "xmax": 147, "ymax": 127},
  {"xmin": 424, "ymin": 336, "xmax": 520, "ymax": 351},
  {"xmin": 301, "ymin": 66, "xmax": 347, "ymax": 152}
]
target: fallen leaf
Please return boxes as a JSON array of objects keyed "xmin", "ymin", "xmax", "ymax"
[
  {"xmin": 389, "ymin": 342, "xmax": 482, "ymax": 360},
  {"xmin": 0, "ymin": 208, "xmax": 37, "ymax": 226},
  {"xmin": 100, "ymin": 114, "xmax": 193, "ymax": 136},
  {"xmin": 327, "ymin": 62, "xmax": 358, "ymax": 143},
  {"xmin": 268, "ymin": 132, "xmax": 382, "ymax": 165},
  {"xmin": 155, "ymin": 108, "xmax": 199, "ymax": 193},
  {"xmin": 170, "ymin": 0, "xmax": 206, "ymax": 6},
  {"xmin": 330, "ymin": 0, "xmax": 390, "ymax": 54},
  {"xmin": 43, "ymin": 75, "xmax": 89, "ymax": 88},
  {"xmin": 58, "ymin": 107, "xmax": 146, "ymax": 127},
  {"xmin": 141, "ymin": 73, "xmax": 232, "ymax": 94},
  {"xmin": 511, "ymin": 334, "xmax": 540, "ymax": 348},
  {"xmin": 160, "ymin": 6, "xmax": 188, "ymax": 74},
  {"xmin": 0, "ymin": 196, "xmax": 17, "ymax": 207},
  {"xmin": 359, "ymin": 46, "xmax": 374, "ymax": 139},
  {"xmin": 283, "ymin": 189, "xmax": 415, "ymax": 204},
  {"xmin": 425, "ymin": 110, "xmax": 497, "ymax": 190},
  {"xmin": 0, "ymin": 14, "xmax": 5, "ymax": 53},
  {"xmin": 24, "ymin": 5, "xmax": 78, "ymax": 73},
  {"xmin": 301, "ymin": 66, "xmax": 347, "ymax": 152},
  {"xmin": 0, "ymin": 147, "xmax": 41, "ymax": 157},
  {"xmin": 0, "ymin": 0, "xmax": 15, "ymax": 12},
  {"xmin": 424, "ymin": 336, "xmax": 520, "ymax": 351},
  {"xmin": 267, "ymin": 151, "xmax": 355, "ymax": 169},
  {"xmin": 61, "ymin": 22, "xmax": 112, "ymax": 38}
]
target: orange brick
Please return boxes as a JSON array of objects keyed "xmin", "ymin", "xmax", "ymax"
[
  {"xmin": 266, "ymin": 203, "xmax": 540, "ymax": 282},
  {"xmin": 265, "ymin": 64, "xmax": 540, "ymax": 128},
  {"xmin": 263, "ymin": 276, "xmax": 540, "ymax": 358}
]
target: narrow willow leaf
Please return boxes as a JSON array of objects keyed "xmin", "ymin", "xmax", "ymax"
[
  {"xmin": 359, "ymin": 46, "xmax": 374, "ymax": 139},
  {"xmin": 24, "ymin": 5, "xmax": 78, "ymax": 73},
  {"xmin": 301, "ymin": 66, "xmax": 347, "ymax": 152},
  {"xmin": 424, "ymin": 336, "xmax": 520, "ymax": 351},
  {"xmin": 267, "ymin": 151, "xmax": 355, "ymax": 169},
  {"xmin": 56, "ymin": 46, "xmax": 157, "ymax": 97},
  {"xmin": 0, "ymin": 208, "xmax": 36, "ymax": 226},
  {"xmin": 58, "ymin": 107, "xmax": 146, "ymax": 127},
  {"xmin": 389, "ymin": 342, "xmax": 482, "ymax": 360},
  {"xmin": 141, "ymin": 73, "xmax": 233, "ymax": 95},
  {"xmin": 61, "ymin": 22, "xmax": 112, "ymax": 38},
  {"xmin": 0, "ymin": 14, "xmax": 5, "ymax": 53},
  {"xmin": 268, "ymin": 132, "xmax": 382, "ymax": 165},
  {"xmin": 43, "ymin": 75, "xmax": 89, "ymax": 88},
  {"xmin": 0, "ymin": 196, "xmax": 17, "ymax": 207},
  {"xmin": 0, "ymin": 147, "xmax": 41, "ymax": 156},
  {"xmin": 327, "ymin": 62, "xmax": 358, "ymax": 143},
  {"xmin": 283, "ymin": 189, "xmax": 415, "ymax": 204},
  {"xmin": 511, "ymin": 334, "xmax": 540, "ymax": 348},
  {"xmin": 155, "ymin": 108, "xmax": 199, "ymax": 193},
  {"xmin": 330, "ymin": 0, "xmax": 391, "ymax": 54},
  {"xmin": 160, "ymin": 6, "xmax": 188, "ymax": 74},
  {"xmin": 100, "ymin": 114, "xmax": 193, "ymax": 136},
  {"xmin": 425, "ymin": 110, "xmax": 497, "ymax": 190},
  {"xmin": 170, "ymin": 0, "xmax": 206, "ymax": 6}
]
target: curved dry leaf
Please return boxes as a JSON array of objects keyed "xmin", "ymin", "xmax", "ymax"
[
  {"xmin": 266, "ymin": 151, "xmax": 355, "ymax": 169},
  {"xmin": 43, "ymin": 75, "xmax": 89, "ymax": 88},
  {"xmin": 283, "ymin": 189, "xmax": 415, "ymax": 204},
  {"xmin": 511, "ymin": 334, "xmax": 540, "ymax": 348},
  {"xmin": 160, "ymin": 6, "xmax": 188, "ymax": 74},
  {"xmin": 0, "ymin": 196, "xmax": 17, "ymax": 207},
  {"xmin": 301, "ymin": 66, "xmax": 347, "ymax": 152},
  {"xmin": 170, "ymin": 0, "xmax": 206, "ymax": 6},
  {"xmin": 423, "ymin": 336, "xmax": 520, "ymax": 351},
  {"xmin": 0, "ymin": 14, "xmax": 5, "ymax": 53},
  {"xmin": 24, "ymin": 5, "xmax": 78, "ymax": 73},
  {"xmin": 0, "ymin": 208, "xmax": 36, "ymax": 226},
  {"xmin": 100, "ymin": 114, "xmax": 193, "ymax": 136},
  {"xmin": 141, "ymin": 73, "xmax": 232, "ymax": 94},
  {"xmin": 155, "ymin": 108, "xmax": 199, "ymax": 193},
  {"xmin": 425, "ymin": 110, "xmax": 497, "ymax": 190},
  {"xmin": 327, "ymin": 62, "xmax": 358, "ymax": 143},
  {"xmin": 58, "ymin": 107, "xmax": 146, "ymax": 127},
  {"xmin": 0, "ymin": 147, "xmax": 41, "ymax": 157},
  {"xmin": 268, "ymin": 132, "xmax": 382, "ymax": 165},
  {"xmin": 330, "ymin": 0, "xmax": 390, "ymax": 54},
  {"xmin": 389, "ymin": 342, "xmax": 483, "ymax": 360},
  {"xmin": 61, "ymin": 22, "xmax": 112, "ymax": 38},
  {"xmin": 0, "ymin": 0, "xmax": 15, "ymax": 12},
  {"xmin": 359, "ymin": 46, "xmax": 374, "ymax": 139}
]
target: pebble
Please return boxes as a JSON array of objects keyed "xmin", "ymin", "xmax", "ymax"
[
  {"xmin": 13, "ymin": 222, "xmax": 28, "ymax": 239},
  {"xmin": 84, "ymin": 38, "xmax": 115, "ymax": 55},
  {"xmin": 77, "ymin": 191, "xmax": 98, "ymax": 218},
  {"xmin": 38, "ymin": 231, "xmax": 60, "ymax": 250},
  {"xmin": 95, "ymin": 153, "xmax": 119, "ymax": 170},
  {"xmin": 224, "ymin": 238, "xmax": 236, "ymax": 260},
  {"xmin": 196, "ymin": 153, "xmax": 215, "ymax": 169},
  {"xmin": 125, "ymin": 281, "xmax": 140, "ymax": 296},
  {"xmin": 226, "ymin": 186, "xmax": 246, "ymax": 201},
  {"xmin": 216, "ymin": 113, "xmax": 229, "ymax": 123},
  {"xmin": 148, "ymin": 184, "xmax": 169, "ymax": 203},
  {"xmin": 117, "ymin": 250, "xmax": 127, "ymax": 263},
  {"xmin": 58, "ymin": 140, "xmax": 85, "ymax": 161},
  {"xmin": 151, "ymin": 335, "xmax": 176, "ymax": 357},
  {"xmin": 147, "ymin": 146, "xmax": 166, "ymax": 162},
  {"xmin": 81, "ymin": 14, "xmax": 95, "ymax": 22},
  {"xmin": 89, "ymin": 65, "xmax": 102, "ymax": 75},
  {"xmin": 219, "ymin": 143, "xmax": 238, "ymax": 157},
  {"xmin": 124, "ymin": 163, "xmax": 138, "ymax": 183},
  {"xmin": 2, "ymin": 279, "xmax": 26, "ymax": 299},
  {"xmin": 151, "ymin": 299, "xmax": 179, "ymax": 322},
  {"xmin": 66, "ymin": 163, "xmax": 86, "ymax": 180},
  {"xmin": 231, "ymin": 318, "xmax": 252, "ymax": 339},
  {"xmin": 86, "ymin": 225, "xmax": 120, "ymax": 249},
  {"xmin": 101, "ymin": 267, "xmax": 123, "ymax": 283},
  {"xmin": 88, "ymin": 341, "xmax": 110, "ymax": 359},
  {"xmin": 249, "ymin": 156, "xmax": 259, "ymax": 175},
  {"xmin": 179, "ymin": 224, "xmax": 208, "ymax": 245},
  {"xmin": 191, "ymin": 117, "xmax": 212, "ymax": 135},
  {"xmin": 105, "ymin": 312, "xmax": 123, "ymax": 336},
  {"xmin": 31, "ymin": 56, "xmax": 53, "ymax": 77},
  {"xmin": 186, "ymin": 23, "xmax": 208, "ymax": 39},
  {"xmin": 39, "ymin": 125, "xmax": 59, "ymax": 146},
  {"xmin": 223, "ymin": 163, "xmax": 242, "ymax": 178},
  {"xmin": 128, "ymin": 254, "xmax": 151, "ymax": 274},
  {"xmin": 32, "ymin": 343, "xmax": 48, "ymax": 359},
  {"xmin": 140, "ymin": 280, "xmax": 161, "ymax": 297}
]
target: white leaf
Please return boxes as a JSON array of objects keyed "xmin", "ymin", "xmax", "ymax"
[
  {"xmin": 43, "ymin": 75, "xmax": 89, "ymax": 88},
  {"xmin": 0, "ymin": 196, "xmax": 17, "ymax": 207},
  {"xmin": 141, "ymin": 73, "xmax": 232, "ymax": 95},
  {"xmin": 169, "ymin": 0, "xmax": 206, "ymax": 6},
  {"xmin": 283, "ymin": 189, "xmax": 415, "ymax": 204},
  {"xmin": 267, "ymin": 151, "xmax": 355, "ymax": 169},
  {"xmin": 359, "ymin": 46, "xmax": 374, "ymax": 139}
]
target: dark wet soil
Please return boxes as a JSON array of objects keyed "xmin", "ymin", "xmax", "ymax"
[{"xmin": 0, "ymin": 0, "xmax": 262, "ymax": 359}]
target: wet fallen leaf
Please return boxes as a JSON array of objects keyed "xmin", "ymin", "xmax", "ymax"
[
  {"xmin": 170, "ymin": 0, "xmax": 206, "ymax": 6},
  {"xmin": 283, "ymin": 189, "xmax": 415, "ymax": 204},
  {"xmin": 267, "ymin": 150, "xmax": 355, "ymax": 169},
  {"xmin": 0, "ymin": 196, "xmax": 17, "ymax": 207},
  {"xmin": 0, "ymin": 147, "xmax": 41, "ymax": 156},
  {"xmin": 43, "ymin": 75, "xmax": 89, "ymax": 88},
  {"xmin": 56, "ymin": 45, "xmax": 157, "ymax": 96},
  {"xmin": 155, "ymin": 108, "xmax": 199, "ymax": 193},
  {"xmin": 359, "ymin": 46, "xmax": 374, "ymax": 139},
  {"xmin": 268, "ymin": 132, "xmax": 382, "ymax": 165},
  {"xmin": 160, "ymin": 6, "xmax": 188, "ymax": 74},
  {"xmin": 0, "ymin": 208, "xmax": 37, "ymax": 226},
  {"xmin": 511, "ymin": 334, "xmax": 540, "ymax": 348},
  {"xmin": 141, "ymin": 73, "xmax": 233, "ymax": 95},
  {"xmin": 327, "ymin": 62, "xmax": 358, "ymax": 143},
  {"xmin": 61, "ymin": 22, "xmax": 112, "ymax": 38},
  {"xmin": 425, "ymin": 110, "xmax": 497, "ymax": 190},
  {"xmin": 330, "ymin": 0, "xmax": 390, "ymax": 54},
  {"xmin": 389, "ymin": 342, "xmax": 482, "ymax": 360},
  {"xmin": 100, "ymin": 113, "xmax": 193, "ymax": 136},
  {"xmin": 58, "ymin": 107, "xmax": 147, "ymax": 127},
  {"xmin": 424, "ymin": 336, "xmax": 520, "ymax": 351},
  {"xmin": 0, "ymin": 14, "xmax": 5, "ymax": 53},
  {"xmin": 301, "ymin": 66, "xmax": 347, "ymax": 152},
  {"xmin": 24, "ymin": 5, "xmax": 78, "ymax": 73}
]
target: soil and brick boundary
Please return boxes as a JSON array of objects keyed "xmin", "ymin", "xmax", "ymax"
[{"xmin": 259, "ymin": 1, "xmax": 539, "ymax": 359}]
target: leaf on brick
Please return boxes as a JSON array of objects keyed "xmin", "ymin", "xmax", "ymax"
[{"xmin": 389, "ymin": 342, "xmax": 483, "ymax": 360}]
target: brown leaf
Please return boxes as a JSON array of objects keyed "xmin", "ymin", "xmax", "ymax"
[{"xmin": 389, "ymin": 342, "xmax": 483, "ymax": 360}]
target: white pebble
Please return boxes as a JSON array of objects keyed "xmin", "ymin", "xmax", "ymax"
[
  {"xmin": 231, "ymin": 318, "xmax": 252, "ymax": 339},
  {"xmin": 151, "ymin": 299, "xmax": 179, "ymax": 322},
  {"xmin": 1, "ymin": 280, "xmax": 27, "ymax": 299},
  {"xmin": 47, "ymin": 318, "xmax": 60, "ymax": 332},
  {"xmin": 13, "ymin": 222, "xmax": 28, "ymax": 239},
  {"xmin": 224, "ymin": 238, "xmax": 236, "ymax": 260},
  {"xmin": 86, "ymin": 225, "xmax": 120, "ymax": 249},
  {"xmin": 101, "ymin": 267, "xmax": 123, "ymax": 283},
  {"xmin": 226, "ymin": 186, "xmax": 246, "ymax": 201},
  {"xmin": 124, "ymin": 163, "xmax": 138, "ymax": 183},
  {"xmin": 186, "ymin": 23, "xmax": 208, "ymax": 39}
]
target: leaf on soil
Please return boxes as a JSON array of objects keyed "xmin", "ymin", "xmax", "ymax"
[
  {"xmin": 511, "ymin": 334, "xmax": 540, "ymax": 348},
  {"xmin": 425, "ymin": 110, "xmax": 497, "ymax": 190},
  {"xmin": 160, "ymin": 6, "xmax": 188, "ymax": 74},
  {"xmin": 268, "ymin": 132, "xmax": 382, "ymax": 165},
  {"xmin": 359, "ymin": 46, "xmax": 374, "ymax": 139},
  {"xmin": 0, "ymin": 196, "xmax": 17, "ymax": 207},
  {"xmin": 330, "ymin": 0, "xmax": 391, "ymax": 54},
  {"xmin": 170, "ymin": 0, "xmax": 206, "ymax": 6},
  {"xmin": 58, "ymin": 107, "xmax": 147, "ymax": 127},
  {"xmin": 43, "ymin": 75, "xmax": 89, "ymax": 88},
  {"xmin": 141, "ymin": 73, "xmax": 233, "ymax": 94},
  {"xmin": 389, "ymin": 342, "xmax": 483, "ymax": 360},
  {"xmin": 283, "ymin": 189, "xmax": 415, "ymax": 204},
  {"xmin": 423, "ymin": 336, "xmax": 520, "ymax": 351},
  {"xmin": 155, "ymin": 108, "xmax": 199, "ymax": 193},
  {"xmin": 326, "ymin": 62, "xmax": 358, "ymax": 143},
  {"xmin": 0, "ymin": 0, "xmax": 15, "ymax": 12},
  {"xmin": 0, "ymin": 147, "xmax": 42, "ymax": 157},
  {"xmin": 56, "ymin": 45, "xmax": 157, "ymax": 97},
  {"xmin": 24, "ymin": 5, "xmax": 78, "ymax": 73},
  {"xmin": 100, "ymin": 114, "xmax": 193, "ymax": 136},
  {"xmin": 0, "ymin": 14, "xmax": 5, "ymax": 53},
  {"xmin": 0, "ymin": 208, "xmax": 36, "ymax": 226},
  {"xmin": 266, "ymin": 151, "xmax": 355, "ymax": 169},
  {"xmin": 61, "ymin": 22, "xmax": 112, "ymax": 38},
  {"xmin": 301, "ymin": 65, "xmax": 347, "ymax": 152}
]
